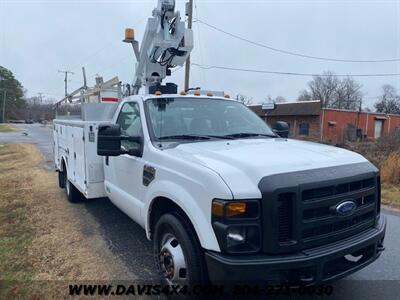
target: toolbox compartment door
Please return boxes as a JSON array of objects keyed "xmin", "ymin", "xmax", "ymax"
[{"xmin": 72, "ymin": 127, "xmax": 86, "ymax": 191}]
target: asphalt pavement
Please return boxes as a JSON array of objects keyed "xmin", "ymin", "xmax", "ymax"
[{"xmin": 1, "ymin": 123, "xmax": 399, "ymax": 299}]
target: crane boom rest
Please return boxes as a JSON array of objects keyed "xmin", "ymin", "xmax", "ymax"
[{"xmin": 124, "ymin": 0, "xmax": 193, "ymax": 95}]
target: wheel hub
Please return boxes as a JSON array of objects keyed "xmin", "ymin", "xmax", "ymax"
[{"xmin": 159, "ymin": 236, "xmax": 187, "ymax": 283}]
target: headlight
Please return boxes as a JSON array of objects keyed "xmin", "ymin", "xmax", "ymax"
[{"xmin": 212, "ymin": 199, "xmax": 261, "ymax": 254}]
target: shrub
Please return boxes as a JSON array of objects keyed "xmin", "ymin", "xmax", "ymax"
[{"xmin": 381, "ymin": 152, "xmax": 400, "ymax": 185}]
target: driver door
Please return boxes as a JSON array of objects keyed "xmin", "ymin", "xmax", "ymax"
[{"xmin": 106, "ymin": 101, "xmax": 145, "ymax": 224}]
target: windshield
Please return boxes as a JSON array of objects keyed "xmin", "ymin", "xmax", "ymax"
[{"xmin": 145, "ymin": 98, "xmax": 276, "ymax": 141}]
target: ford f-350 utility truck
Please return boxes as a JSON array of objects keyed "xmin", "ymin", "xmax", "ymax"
[
  {"xmin": 53, "ymin": 0, "xmax": 385, "ymax": 286},
  {"xmin": 54, "ymin": 93, "xmax": 386, "ymax": 284}
]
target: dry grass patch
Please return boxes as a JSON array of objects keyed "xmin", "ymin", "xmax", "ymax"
[
  {"xmin": 381, "ymin": 152, "xmax": 400, "ymax": 186},
  {"xmin": 0, "ymin": 144, "xmax": 126, "ymax": 299},
  {"xmin": 0, "ymin": 124, "xmax": 15, "ymax": 132},
  {"xmin": 381, "ymin": 184, "xmax": 400, "ymax": 209}
]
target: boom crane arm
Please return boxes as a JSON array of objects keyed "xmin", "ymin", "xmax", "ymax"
[{"xmin": 124, "ymin": 0, "xmax": 193, "ymax": 95}]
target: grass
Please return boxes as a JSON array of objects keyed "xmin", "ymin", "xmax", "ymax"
[
  {"xmin": 0, "ymin": 144, "xmax": 126, "ymax": 298},
  {"xmin": 0, "ymin": 124, "xmax": 16, "ymax": 132},
  {"xmin": 0, "ymin": 144, "xmax": 38, "ymax": 297},
  {"xmin": 381, "ymin": 183, "xmax": 400, "ymax": 209},
  {"xmin": 379, "ymin": 152, "xmax": 400, "ymax": 209},
  {"xmin": 381, "ymin": 152, "xmax": 400, "ymax": 186}
]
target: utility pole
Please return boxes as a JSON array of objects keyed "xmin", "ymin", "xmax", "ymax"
[
  {"xmin": 184, "ymin": 0, "xmax": 193, "ymax": 92},
  {"xmin": 0, "ymin": 75, "xmax": 5, "ymax": 123},
  {"xmin": 82, "ymin": 67, "xmax": 87, "ymax": 88},
  {"xmin": 1, "ymin": 90, "xmax": 6, "ymax": 123},
  {"xmin": 58, "ymin": 70, "xmax": 74, "ymax": 97}
]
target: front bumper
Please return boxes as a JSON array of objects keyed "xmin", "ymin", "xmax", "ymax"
[{"xmin": 205, "ymin": 216, "xmax": 386, "ymax": 284}]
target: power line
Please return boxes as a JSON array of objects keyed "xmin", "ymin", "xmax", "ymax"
[
  {"xmin": 69, "ymin": 41, "xmax": 118, "ymax": 72},
  {"xmin": 192, "ymin": 63, "xmax": 400, "ymax": 77},
  {"xmin": 196, "ymin": 19, "xmax": 400, "ymax": 63}
]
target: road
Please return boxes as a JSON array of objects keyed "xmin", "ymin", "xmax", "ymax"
[{"xmin": 1, "ymin": 124, "xmax": 399, "ymax": 298}]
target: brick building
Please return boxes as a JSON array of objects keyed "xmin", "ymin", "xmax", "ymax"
[
  {"xmin": 322, "ymin": 108, "xmax": 400, "ymax": 144},
  {"xmin": 249, "ymin": 101, "xmax": 400, "ymax": 144},
  {"xmin": 249, "ymin": 101, "xmax": 322, "ymax": 141}
]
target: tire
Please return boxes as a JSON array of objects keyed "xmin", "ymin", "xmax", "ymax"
[
  {"xmin": 153, "ymin": 213, "xmax": 208, "ymax": 285},
  {"xmin": 64, "ymin": 168, "xmax": 81, "ymax": 203},
  {"xmin": 58, "ymin": 170, "xmax": 65, "ymax": 188}
]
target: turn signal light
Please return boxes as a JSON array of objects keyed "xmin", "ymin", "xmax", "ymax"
[
  {"xmin": 155, "ymin": 91, "xmax": 162, "ymax": 96},
  {"xmin": 212, "ymin": 201, "xmax": 224, "ymax": 217},
  {"xmin": 180, "ymin": 91, "xmax": 187, "ymax": 95},
  {"xmin": 194, "ymin": 89, "xmax": 201, "ymax": 96},
  {"xmin": 212, "ymin": 199, "xmax": 260, "ymax": 219},
  {"xmin": 207, "ymin": 91, "xmax": 214, "ymax": 97},
  {"xmin": 226, "ymin": 202, "xmax": 247, "ymax": 218}
]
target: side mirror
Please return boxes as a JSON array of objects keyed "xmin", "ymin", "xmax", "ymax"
[
  {"xmin": 97, "ymin": 124, "xmax": 123, "ymax": 156},
  {"xmin": 273, "ymin": 121, "xmax": 289, "ymax": 138},
  {"xmin": 97, "ymin": 124, "xmax": 144, "ymax": 157}
]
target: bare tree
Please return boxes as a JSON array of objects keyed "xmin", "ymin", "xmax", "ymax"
[
  {"xmin": 308, "ymin": 71, "xmax": 339, "ymax": 107},
  {"xmin": 265, "ymin": 95, "xmax": 287, "ymax": 103},
  {"xmin": 297, "ymin": 90, "xmax": 313, "ymax": 102},
  {"xmin": 235, "ymin": 94, "xmax": 253, "ymax": 105},
  {"xmin": 297, "ymin": 71, "xmax": 363, "ymax": 109},
  {"xmin": 332, "ymin": 77, "xmax": 363, "ymax": 110},
  {"xmin": 24, "ymin": 96, "xmax": 56, "ymax": 121},
  {"xmin": 374, "ymin": 84, "xmax": 400, "ymax": 114}
]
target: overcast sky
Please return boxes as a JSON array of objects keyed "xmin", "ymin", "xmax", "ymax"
[{"xmin": 1, "ymin": 0, "xmax": 399, "ymax": 108}]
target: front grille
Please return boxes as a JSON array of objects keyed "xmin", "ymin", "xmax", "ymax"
[
  {"xmin": 302, "ymin": 177, "xmax": 375, "ymax": 201},
  {"xmin": 302, "ymin": 194, "xmax": 375, "ymax": 220},
  {"xmin": 299, "ymin": 178, "xmax": 377, "ymax": 247},
  {"xmin": 260, "ymin": 163, "xmax": 380, "ymax": 254},
  {"xmin": 303, "ymin": 211, "xmax": 374, "ymax": 239},
  {"xmin": 277, "ymin": 193, "xmax": 294, "ymax": 243}
]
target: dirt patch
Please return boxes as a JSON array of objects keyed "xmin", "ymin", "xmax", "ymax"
[
  {"xmin": 0, "ymin": 144, "xmax": 133, "ymax": 299},
  {"xmin": 0, "ymin": 124, "xmax": 16, "ymax": 132}
]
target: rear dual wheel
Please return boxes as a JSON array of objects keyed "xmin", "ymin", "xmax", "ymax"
[{"xmin": 60, "ymin": 168, "xmax": 81, "ymax": 203}]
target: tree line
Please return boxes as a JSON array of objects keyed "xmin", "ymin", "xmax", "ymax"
[
  {"xmin": 235, "ymin": 70, "xmax": 400, "ymax": 115},
  {"xmin": 1, "ymin": 65, "xmax": 400, "ymax": 123},
  {"xmin": 0, "ymin": 66, "xmax": 56, "ymax": 122},
  {"xmin": 0, "ymin": 66, "xmax": 26, "ymax": 121},
  {"xmin": 297, "ymin": 71, "xmax": 400, "ymax": 114}
]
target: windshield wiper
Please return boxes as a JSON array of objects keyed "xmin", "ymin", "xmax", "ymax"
[
  {"xmin": 223, "ymin": 133, "xmax": 278, "ymax": 139},
  {"xmin": 158, "ymin": 134, "xmax": 239, "ymax": 141},
  {"xmin": 158, "ymin": 134, "xmax": 212, "ymax": 141}
]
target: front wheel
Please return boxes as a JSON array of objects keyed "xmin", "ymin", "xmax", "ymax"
[{"xmin": 153, "ymin": 213, "xmax": 208, "ymax": 285}]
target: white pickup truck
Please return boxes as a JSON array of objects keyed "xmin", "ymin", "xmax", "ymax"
[{"xmin": 54, "ymin": 94, "xmax": 386, "ymax": 285}]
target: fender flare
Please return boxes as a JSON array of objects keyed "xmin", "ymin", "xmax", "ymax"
[{"xmin": 144, "ymin": 180, "xmax": 220, "ymax": 252}]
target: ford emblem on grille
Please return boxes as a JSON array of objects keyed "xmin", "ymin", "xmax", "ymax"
[{"xmin": 335, "ymin": 200, "xmax": 357, "ymax": 216}]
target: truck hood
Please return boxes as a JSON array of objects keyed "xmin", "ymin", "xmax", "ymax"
[{"xmin": 165, "ymin": 138, "xmax": 369, "ymax": 199}]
